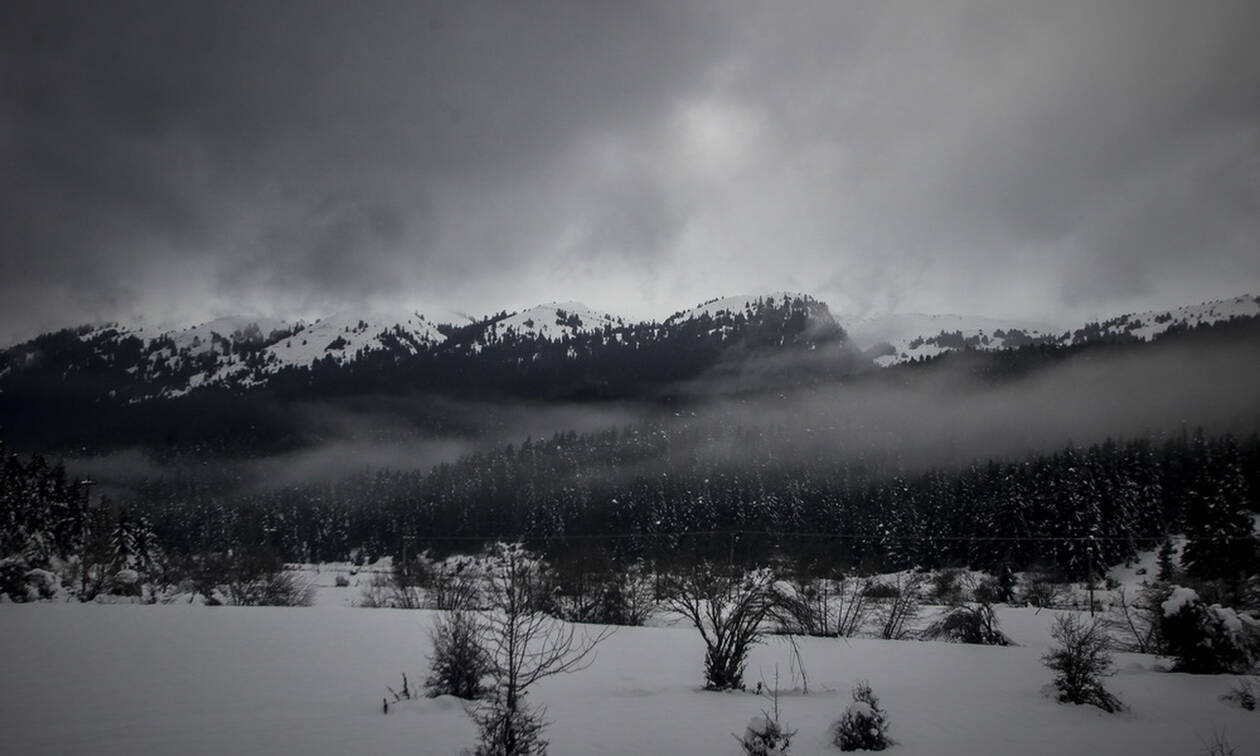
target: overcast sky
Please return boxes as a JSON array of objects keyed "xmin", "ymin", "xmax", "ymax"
[{"xmin": 2, "ymin": 0, "xmax": 1258, "ymax": 344}]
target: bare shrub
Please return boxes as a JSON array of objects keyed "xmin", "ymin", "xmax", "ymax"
[
  {"xmin": 864, "ymin": 581, "xmax": 900, "ymax": 600},
  {"xmin": 426, "ymin": 559, "xmax": 481, "ymax": 611},
  {"xmin": 551, "ymin": 563, "xmax": 655, "ymax": 626},
  {"xmin": 470, "ymin": 543, "xmax": 611, "ymax": 755},
  {"xmin": 1220, "ymin": 677, "xmax": 1257, "ymax": 711},
  {"xmin": 873, "ymin": 574, "xmax": 924, "ymax": 640},
  {"xmin": 388, "ymin": 556, "xmax": 429, "ymax": 609},
  {"xmin": 773, "ymin": 575, "xmax": 870, "ymax": 638},
  {"xmin": 923, "ymin": 601, "xmax": 1011, "ymax": 645},
  {"xmin": 1041, "ymin": 613, "xmax": 1123, "ymax": 713},
  {"xmin": 223, "ymin": 568, "xmax": 314, "ymax": 607},
  {"xmin": 1105, "ymin": 582, "xmax": 1171, "ymax": 654},
  {"xmin": 929, "ymin": 568, "xmax": 964, "ymax": 605},
  {"xmin": 662, "ymin": 564, "xmax": 779, "ymax": 690},
  {"xmin": 1200, "ymin": 726, "xmax": 1238, "ymax": 756},
  {"xmin": 425, "ymin": 609, "xmax": 492, "ymax": 700},
  {"xmin": 358, "ymin": 572, "xmax": 393, "ymax": 608},
  {"xmin": 1021, "ymin": 569, "xmax": 1068, "ymax": 609}
]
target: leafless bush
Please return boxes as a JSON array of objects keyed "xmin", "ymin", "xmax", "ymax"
[
  {"xmin": 358, "ymin": 572, "xmax": 393, "ymax": 608},
  {"xmin": 1220, "ymin": 677, "xmax": 1257, "ymax": 711},
  {"xmin": 1042, "ymin": 613, "xmax": 1123, "ymax": 713},
  {"xmin": 773, "ymin": 575, "xmax": 871, "ymax": 638},
  {"xmin": 425, "ymin": 609, "xmax": 492, "ymax": 699},
  {"xmin": 923, "ymin": 601, "xmax": 1011, "ymax": 645},
  {"xmin": 469, "ymin": 543, "xmax": 611, "ymax": 755},
  {"xmin": 551, "ymin": 563, "xmax": 656, "ymax": 626},
  {"xmin": 662, "ymin": 564, "xmax": 779, "ymax": 690},
  {"xmin": 426, "ymin": 560, "xmax": 482, "ymax": 611},
  {"xmin": 864, "ymin": 581, "xmax": 900, "ymax": 600},
  {"xmin": 1022, "ymin": 571, "xmax": 1067, "ymax": 609},
  {"xmin": 1104, "ymin": 583, "xmax": 1171, "ymax": 654},
  {"xmin": 873, "ymin": 574, "xmax": 924, "ymax": 640},
  {"xmin": 388, "ymin": 557, "xmax": 428, "ymax": 609},
  {"xmin": 930, "ymin": 569, "xmax": 965, "ymax": 605},
  {"xmin": 223, "ymin": 569, "xmax": 314, "ymax": 607},
  {"xmin": 1200, "ymin": 726, "xmax": 1238, "ymax": 756}
]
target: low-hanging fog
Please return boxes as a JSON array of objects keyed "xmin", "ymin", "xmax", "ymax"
[{"xmin": 69, "ymin": 328, "xmax": 1260, "ymax": 498}]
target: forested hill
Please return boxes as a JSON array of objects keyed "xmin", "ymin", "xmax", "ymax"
[
  {"xmin": 2, "ymin": 307, "xmax": 1259, "ymax": 591},
  {"xmin": 0, "ymin": 294, "xmax": 858, "ymax": 451},
  {"xmin": 1, "ymin": 294, "xmax": 1258, "ymax": 457}
]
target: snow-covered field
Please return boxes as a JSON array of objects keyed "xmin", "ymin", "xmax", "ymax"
[{"xmin": 1, "ymin": 586, "xmax": 1255, "ymax": 756}]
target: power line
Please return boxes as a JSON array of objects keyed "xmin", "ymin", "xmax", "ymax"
[{"xmin": 395, "ymin": 528, "xmax": 1246, "ymax": 544}]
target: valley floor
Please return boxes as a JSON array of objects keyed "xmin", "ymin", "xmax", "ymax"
[{"xmin": 1, "ymin": 592, "xmax": 1256, "ymax": 755}]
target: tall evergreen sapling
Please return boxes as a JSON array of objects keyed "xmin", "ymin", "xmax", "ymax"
[{"xmin": 1156, "ymin": 539, "xmax": 1177, "ymax": 582}]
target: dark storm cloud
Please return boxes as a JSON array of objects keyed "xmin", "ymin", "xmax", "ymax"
[
  {"xmin": 0, "ymin": 0, "xmax": 726, "ymax": 338},
  {"xmin": 2, "ymin": 1, "xmax": 1259, "ymax": 343}
]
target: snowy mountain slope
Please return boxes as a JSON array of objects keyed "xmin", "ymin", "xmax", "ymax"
[
  {"xmin": 1081, "ymin": 294, "xmax": 1260, "ymax": 342},
  {"xmin": 4, "ymin": 293, "xmax": 1258, "ymax": 403},
  {"xmin": 166, "ymin": 315, "xmax": 292, "ymax": 356},
  {"xmin": 854, "ymin": 295, "xmax": 1260, "ymax": 366},
  {"xmin": 161, "ymin": 308, "xmax": 470, "ymax": 396},
  {"xmin": 256, "ymin": 309, "xmax": 451, "ymax": 368},
  {"xmin": 845, "ymin": 313, "xmax": 1057, "ymax": 351},
  {"xmin": 665, "ymin": 291, "xmax": 814, "ymax": 324},
  {"xmin": 477, "ymin": 302, "xmax": 625, "ymax": 346}
]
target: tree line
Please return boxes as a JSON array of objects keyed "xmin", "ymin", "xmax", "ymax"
[{"xmin": 4, "ymin": 425, "xmax": 1255, "ymax": 599}]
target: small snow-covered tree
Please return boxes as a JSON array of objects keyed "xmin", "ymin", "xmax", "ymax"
[
  {"xmin": 1160, "ymin": 586, "xmax": 1260, "ymax": 674},
  {"xmin": 833, "ymin": 680, "xmax": 891, "ymax": 751},
  {"xmin": 737, "ymin": 668, "xmax": 796, "ymax": 756}
]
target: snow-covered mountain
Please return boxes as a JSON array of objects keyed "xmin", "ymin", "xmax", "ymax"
[
  {"xmin": 4, "ymin": 293, "xmax": 1258, "ymax": 406},
  {"xmin": 665, "ymin": 291, "xmax": 827, "ymax": 325},
  {"xmin": 43, "ymin": 307, "xmax": 473, "ymax": 398},
  {"xmin": 848, "ymin": 295, "xmax": 1260, "ymax": 366},
  {"xmin": 472, "ymin": 302, "xmax": 625, "ymax": 350},
  {"xmin": 170, "ymin": 308, "xmax": 463, "ymax": 395},
  {"xmin": 662, "ymin": 292, "xmax": 844, "ymax": 346}
]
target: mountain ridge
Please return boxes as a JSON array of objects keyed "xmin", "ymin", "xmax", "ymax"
[{"xmin": 3, "ymin": 292, "xmax": 1256, "ymax": 402}]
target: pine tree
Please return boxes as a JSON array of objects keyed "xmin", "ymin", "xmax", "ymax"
[
  {"xmin": 110, "ymin": 511, "xmax": 135, "ymax": 569},
  {"xmin": 1181, "ymin": 438, "xmax": 1257, "ymax": 588}
]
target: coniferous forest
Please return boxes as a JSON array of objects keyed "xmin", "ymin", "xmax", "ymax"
[{"xmin": 2, "ymin": 305, "xmax": 1259, "ymax": 602}]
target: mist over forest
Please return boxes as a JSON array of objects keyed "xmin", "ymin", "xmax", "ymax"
[{"xmin": 56, "ymin": 315, "xmax": 1260, "ymax": 504}]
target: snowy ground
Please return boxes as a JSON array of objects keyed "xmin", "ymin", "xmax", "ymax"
[{"xmin": 2, "ymin": 586, "xmax": 1256, "ymax": 755}]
